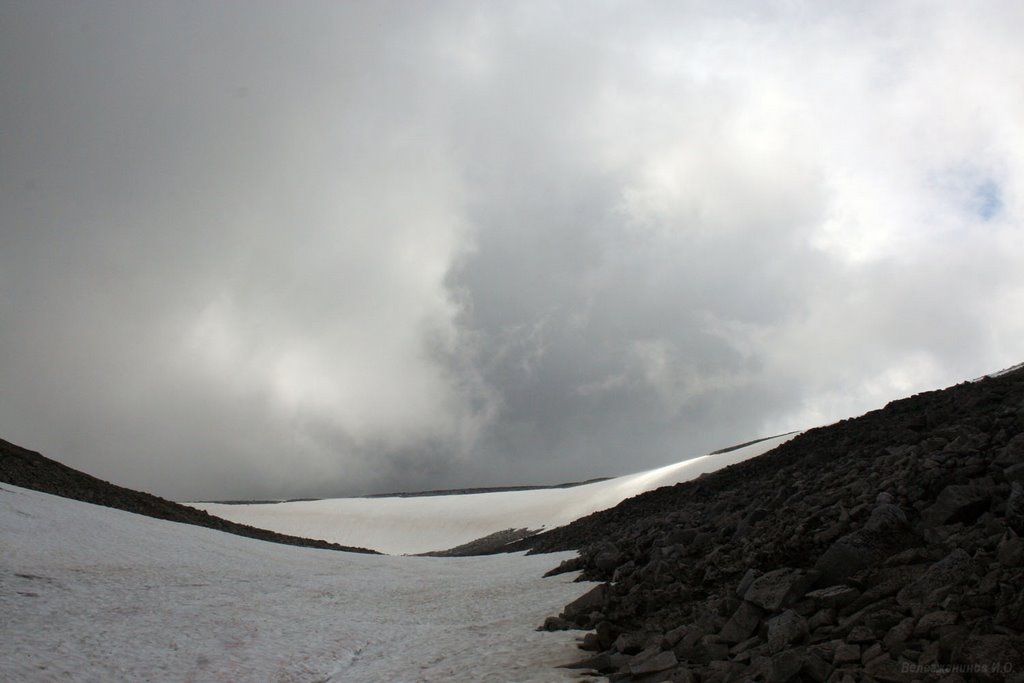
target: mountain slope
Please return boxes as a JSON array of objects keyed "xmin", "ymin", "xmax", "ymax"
[
  {"xmin": 0, "ymin": 437, "xmax": 377, "ymax": 554},
  {"xmin": 524, "ymin": 367, "xmax": 1024, "ymax": 682}
]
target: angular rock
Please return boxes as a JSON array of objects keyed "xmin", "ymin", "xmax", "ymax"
[
  {"xmin": 579, "ymin": 632, "xmax": 601, "ymax": 651},
  {"xmin": 815, "ymin": 533, "xmax": 877, "ymax": 585},
  {"xmin": 563, "ymin": 652, "xmax": 611, "ymax": 671},
  {"xmin": 923, "ymin": 485, "xmax": 991, "ymax": 526},
  {"xmin": 718, "ymin": 600, "xmax": 763, "ymax": 644},
  {"xmin": 882, "ymin": 617, "xmax": 915, "ymax": 656},
  {"xmin": 833, "ymin": 642, "xmax": 860, "ymax": 665},
  {"xmin": 805, "ymin": 585, "xmax": 860, "ymax": 610},
  {"xmin": 629, "ymin": 650, "xmax": 678, "ymax": 675},
  {"xmin": 544, "ymin": 555, "xmax": 584, "ymax": 577},
  {"xmin": 846, "ymin": 625, "xmax": 875, "ymax": 644},
  {"xmin": 735, "ymin": 568, "xmax": 762, "ymax": 598},
  {"xmin": 896, "ymin": 549, "xmax": 973, "ymax": 609},
  {"xmin": 767, "ymin": 609, "xmax": 809, "ymax": 654},
  {"xmin": 913, "ymin": 610, "xmax": 957, "ymax": 637},
  {"xmin": 613, "ymin": 631, "xmax": 647, "ymax": 655},
  {"xmin": 593, "ymin": 544, "xmax": 624, "ymax": 572},
  {"xmin": 802, "ymin": 652, "xmax": 833, "ymax": 682},
  {"xmin": 866, "ymin": 501, "xmax": 908, "ymax": 533},
  {"xmin": 1004, "ymin": 462, "xmax": 1024, "ymax": 484},
  {"xmin": 999, "ymin": 433, "xmax": 1024, "ymax": 465},
  {"xmin": 998, "ymin": 531, "xmax": 1024, "ymax": 567},
  {"xmin": 561, "ymin": 583, "xmax": 607, "ymax": 621},
  {"xmin": 744, "ymin": 567, "xmax": 818, "ymax": 611},
  {"xmin": 542, "ymin": 616, "xmax": 575, "ymax": 631},
  {"xmin": 770, "ymin": 648, "xmax": 804, "ymax": 682}
]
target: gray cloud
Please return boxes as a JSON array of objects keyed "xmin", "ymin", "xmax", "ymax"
[{"xmin": 2, "ymin": 2, "xmax": 1022, "ymax": 499}]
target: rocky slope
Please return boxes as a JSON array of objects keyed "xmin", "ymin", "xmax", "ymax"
[
  {"xmin": 0, "ymin": 438, "xmax": 378, "ymax": 554},
  {"xmin": 525, "ymin": 367, "xmax": 1024, "ymax": 682}
]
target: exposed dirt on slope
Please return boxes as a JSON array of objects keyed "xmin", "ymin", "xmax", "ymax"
[
  {"xmin": 0, "ymin": 438, "xmax": 378, "ymax": 554},
  {"xmin": 523, "ymin": 367, "xmax": 1024, "ymax": 682}
]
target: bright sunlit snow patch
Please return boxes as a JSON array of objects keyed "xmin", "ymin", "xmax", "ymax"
[
  {"xmin": 0, "ymin": 484, "xmax": 593, "ymax": 683},
  {"xmin": 193, "ymin": 433, "xmax": 797, "ymax": 555}
]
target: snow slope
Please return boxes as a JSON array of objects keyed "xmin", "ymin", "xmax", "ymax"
[
  {"xmin": 194, "ymin": 433, "xmax": 797, "ymax": 555},
  {"xmin": 0, "ymin": 483, "xmax": 593, "ymax": 683}
]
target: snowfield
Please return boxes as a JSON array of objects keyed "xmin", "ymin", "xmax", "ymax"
[
  {"xmin": 1, "ymin": 483, "xmax": 593, "ymax": 682},
  {"xmin": 1, "ymin": 435, "xmax": 797, "ymax": 681},
  {"xmin": 193, "ymin": 433, "xmax": 797, "ymax": 555}
]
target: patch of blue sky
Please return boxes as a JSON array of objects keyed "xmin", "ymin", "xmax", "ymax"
[
  {"xmin": 972, "ymin": 178, "xmax": 1003, "ymax": 221},
  {"xmin": 929, "ymin": 166, "xmax": 1004, "ymax": 223}
]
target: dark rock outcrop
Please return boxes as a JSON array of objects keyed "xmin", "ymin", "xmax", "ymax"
[
  {"xmin": 0, "ymin": 437, "xmax": 378, "ymax": 554},
  {"xmin": 524, "ymin": 365, "xmax": 1024, "ymax": 682}
]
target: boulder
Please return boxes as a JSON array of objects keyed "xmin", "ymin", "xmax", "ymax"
[
  {"xmin": 805, "ymin": 585, "xmax": 860, "ymax": 610},
  {"xmin": 744, "ymin": 568, "xmax": 818, "ymax": 611},
  {"xmin": 593, "ymin": 544, "xmax": 624, "ymax": 572},
  {"xmin": 881, "ymin": 617, "xmax": 915, "ymax": 656},
  {"xmin": 769, "ymin": 649, "xmax": 804, "ymax": 682},
  {"xmin": 913, "ymin": 610, "xmax": 957, "ymax": 637},
  {"xmin": 561, "ymin": 584, "xmax": 607, "ymax": 621},
  {"xmin": 767, "ymin": 609, "xmax": 808, "ymax": 653},
  {"xmin": 629, "ymin": 650, "xmax": 678, "ymax": 676},
  {"xmin": 922, "ymin": 485, "xmax": 991, "ymax": 526},
  {"xmin": 897, "ymin": 549, "xmax": 973, "ymax": 609},
  {"xmin": 718, "ymin": 600, "xmax": 763, "ymax": 644},
  {"xmin": 815, "ymin": 533, "xmax": 876, "ymax": 585}
]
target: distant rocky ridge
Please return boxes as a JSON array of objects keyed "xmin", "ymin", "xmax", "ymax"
[
  {"xmin": 0, "ymin": 438, "xmax": 378, "ymax": 554},
  {"xmin": 523, "ymin": 366, "xmax": 1024, "ymax": 682}
]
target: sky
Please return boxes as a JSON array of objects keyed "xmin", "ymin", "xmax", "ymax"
[{"xmin": 2, "ymin": 1, "xmax": 1023, "ymax": 501}]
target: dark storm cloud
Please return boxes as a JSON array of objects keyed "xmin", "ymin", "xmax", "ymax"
[{"xmin": 2, "ymin": 2, "xmax": 1022, "ymax": 499}]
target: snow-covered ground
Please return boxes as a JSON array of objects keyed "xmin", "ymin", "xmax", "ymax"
[
  {"xmin": 2, "ymin": 434, "xmax": 798, "ymax": 681},
  {"xmin": 1, "ymin": 483, "xmax": 594, "ymax": 682},
  {"xmin": 194, "ymin": 433, "xmax": 797, "ymax": 555}
]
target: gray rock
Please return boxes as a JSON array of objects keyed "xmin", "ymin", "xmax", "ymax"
[
  {"xmin": 735, "ymin": 568, "xmax": 761, "ymax": 598},
  {"xmin": 561, "ymin": 583, "xmax": 607, "ymax": 621},
  {"xmin": 833, "ymin": 642, "xmax": 860, "ymax": 665},
  {"xmin": 668, "ymin": 669, "xmax": 697, "ymax": 683},
  {"xmin": 805, "ymin": 585, "xmax": 860, "ymax": 610},
  {"xmin": 846, "ymin": 625, "xmax": 875, "ymax": 644},
  {"xmin": 998, "ymin": 433, "xmax": 1024, "ymax": 465},
  {"xmin": 718, "ymin": 600, "xmax": 763, "ymax": 644},
  {"xmin": 998, "ymin": 530, "xmax": 1024, "ymax": 567},
  {"xmin": 803, "ymin": 652, "xmax": 833, "ymax": 682},
  {"xmin": 613, "ymin": 631, "xmax": 647, "ymax": 654},
  {"xmin": 767, "ymin": 609, "xmax": 808, "ymax": 654},
  {"xmin": 769, "ymin": 649, "xmax": 804, "ymax": 682},
  {"xmin": 542, "ymin": 616, "xmax": 574, "ymax": 631},
  {"xmin": 865, "ymin": 503, "xmax": 908, "ymax": 532},
  {"xmin": 1004, "ymin": 462, "xmax": 1024, "ymax": 484},
  {"xmin": 815, "ymin": 532, "xmax": 879, "ymax": 585},
  {"xmin": 913, "ymin": 610, "xmax": 957, "ymax": 637},
  {"xmin": 922, "ymin": 484, "xmax": 991, "ymax": 526},
  {"xmin": 593, "ymin": 544, "xmax": 623, "ymax": 572},
  {"xmin": 881, "ymin": 617, "xmax": 915, "ymax": 656},
  {"xmin": 629, "ymin": 650, "xmax": 678, "ymax": 675},
  {"xmin": 744, "ymin": 567, "xmax": 818, "ymax": 611},
  {"xmin": 897, "ymin": 548, "xmax": 973, "ymax": 609},
  {"xmin": 1009, "ymin": 482, "xmax": 1024, "ymax": 531},
  {"xmin": 579, "ymin": 632, "xmax": 601, "ymax": 651}
]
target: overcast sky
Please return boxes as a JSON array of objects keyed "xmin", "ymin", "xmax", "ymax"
[{"xmin": 2, "ymin": 1, "xmax": 1022, "ymax": 500}]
